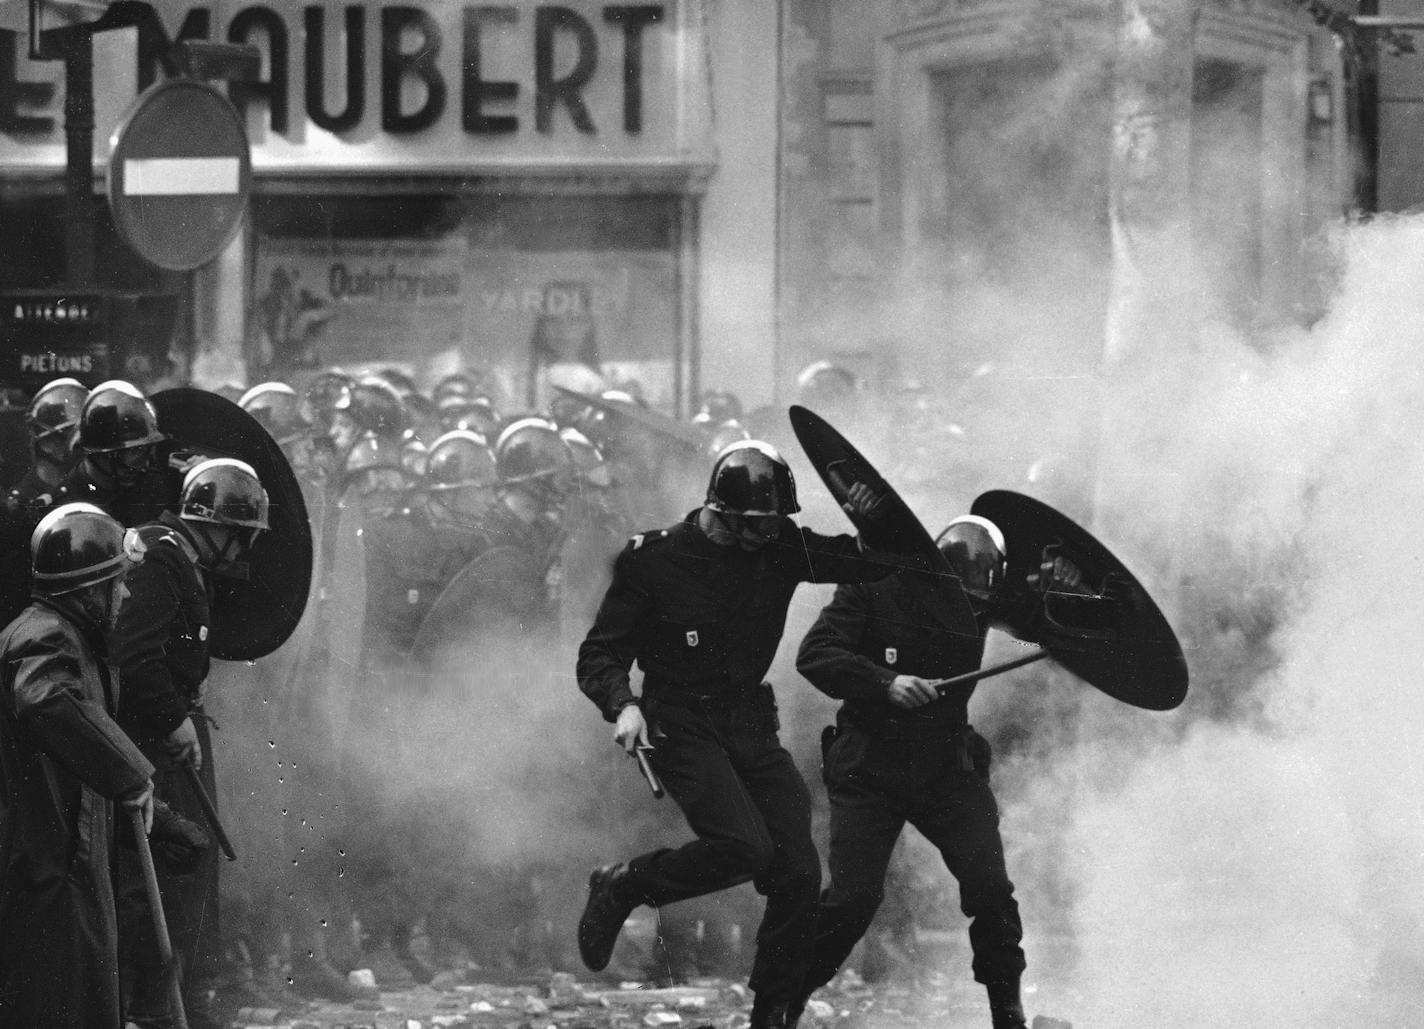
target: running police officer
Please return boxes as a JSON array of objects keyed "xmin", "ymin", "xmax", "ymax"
[
  {"xmin": 111, "ymin": 459, "xmax": 269, "ymax": 1028},
  {"xmin": 575, "ymin": 440, "xmax": 891, "ymax": 1029},
  {"xmin": 0, "ymin": 503, "xmax": 155, "ymax": 1029},
  {"xmin": 791, "ymin": 515, "xmax": 1084, "ymax": 1029}
]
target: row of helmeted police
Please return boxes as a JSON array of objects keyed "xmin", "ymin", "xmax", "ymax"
[
  {"xmin": 0, "ymin": 366, "xmax": 1187, "ymax": 1029},
  {"xmin": 0, "ymin": 377, "xmax": 273, "ymax": 1029},
  {"xmin": 220, "ymin": 369, "xmax": 769, "ymax": 997}
]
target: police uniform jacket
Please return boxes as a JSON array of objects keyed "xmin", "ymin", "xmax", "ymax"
[
  {"xmin": 0, "ymin": 598, "xmax": 155, "ymax": 1029},
  {"xmin": 362, "ymin": 503, "xmax": 494, "ymax": 660},
  {"xmin": 577, "ymin": 511, "xmax": 891, "ymax": 720},
  {"xmin": 797, "ymin": 572, "xmax": 1035, "ymax": 738},
  {"xmin": 110, "ymin": 513, "xmax": 212, "ymax": 749},
  {"xmin": 49, "ymin": 461, "xmax": 170, "ymax": 529}
]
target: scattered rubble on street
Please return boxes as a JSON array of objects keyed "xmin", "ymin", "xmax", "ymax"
[{"xmin": 218, "ymin": 969, "xmax": 1077, "ymax": 1029}]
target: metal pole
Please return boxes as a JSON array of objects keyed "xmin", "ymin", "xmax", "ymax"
[
  {"xmin": 180, "ymin": 759, "xmax": 237, "ymax": 862},
  {"xmin": 129, "ymin": 807, "xmax": 191, "ymax": 1029},
  {"xmin": 56, "ymin": 27, "xmax": 96, "ymax": 287},
  {"xmin": 929, "ymin": 649, "xmax": 1051, "ymax": 695}
]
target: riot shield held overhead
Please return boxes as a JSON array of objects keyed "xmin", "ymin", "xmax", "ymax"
[
  {"xmin": 970, "ymin": 489, "xmax": 1188, "ymax": 711},
  {"xmin": 151, "ymin": 388, "xmax": 313, "ymax": 661},
  {"xmin": 789, "ymin": 404, "xmax": 951, "ymax": 577},
  {"xmin": 551, "ymin": 386, "xmax": 707, "ymax": 452}
]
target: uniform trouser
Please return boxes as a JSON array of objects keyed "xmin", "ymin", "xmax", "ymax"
[
  {"xmin": 118, "ymin": 717, "xmax": 221, "ymax": 1027},
  {"xmin": 802, "ymin": 726, "xmax": 1025, "ymax": 995},
  {"xmin": 626, "ymin": 692, "xmax": 821, "ymax": 1005}
]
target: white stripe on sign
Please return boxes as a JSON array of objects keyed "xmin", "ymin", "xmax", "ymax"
[{"xmin": 124, "ymin": 157, "xmax": 240, "ymax": 196}]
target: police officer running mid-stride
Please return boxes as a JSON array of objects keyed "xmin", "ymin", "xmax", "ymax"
[
  {"xmin": 575, "ymin": 439, "xmax": 891, "ymax": 1029},
  {"xmin": 789, "ymin": 515, "xmax": 1086, "ymax": 1029},
  {"xmin": 0, "ymin": 503, "xmax": 156, "ymax": 1029}
]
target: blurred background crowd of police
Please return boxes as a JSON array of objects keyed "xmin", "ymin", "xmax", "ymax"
[{"xmin": 0, "ymin": 358, "xmax": 1094, "ymax": 1020}]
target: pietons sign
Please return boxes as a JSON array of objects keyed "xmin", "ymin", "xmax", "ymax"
[{"xmin": 0, "ymin": 1, "xmax": 704, "ymax": 172}]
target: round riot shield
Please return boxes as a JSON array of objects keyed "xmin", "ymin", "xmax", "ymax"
[
  {"xmin": 970, "ymin": 489, "xmax": 1188, "ymax": 711},
  {"xmin": 410, "ymin": 545, "xmax": 543, "ymax": 660},
  {"xmin": 789, "ymin": 404, "xmax": 951, "ymax": 577},
  {"xmin": 151, "ymin": 388, "xmax": 313, "ymax": 661},
  {"xmin": 551, "ymin": 386, "xmax": 706, "ymax": 451}
]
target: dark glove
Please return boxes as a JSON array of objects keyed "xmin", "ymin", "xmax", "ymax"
[
  {"xmin": 845, "ymin": 481, "xmax": 888, "ymax": 522},
  {"xmin": 150, "ymin": 799, "xmax": 212, "ymax": 875}
]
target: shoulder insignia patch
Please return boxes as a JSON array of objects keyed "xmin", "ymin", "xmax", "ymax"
[{"xmin": 631, "ymin": 533, "xmax": 645, "ymax": 550}]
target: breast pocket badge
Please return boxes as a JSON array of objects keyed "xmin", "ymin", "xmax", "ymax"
[
  {"xmin": 686, "ymin": 630, "xmax": 700, "ymax": 647},
  {"xmin": 885, "ymin": 647, "xmax": 897, "ymax": 665}
]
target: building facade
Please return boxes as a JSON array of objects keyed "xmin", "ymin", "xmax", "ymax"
[
  {"xmin": 0, "ymin": 0, "xmax": 776, "ymax": 416},
  {"xmin": 0, "ymin": 0, "xmax": 1405, "ymax": 419}
]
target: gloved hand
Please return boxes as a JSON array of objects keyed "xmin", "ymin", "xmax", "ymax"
[
  {"xmin": 1028, "ymin": 554, "xmax": 1086, "ymax": 594},
  {"xmin": 845, "ymin": 481, "xmax": 887, "ymax": 521},
  {"xmin": 150, "ymin": 799, "xmax": 211, "ymax": 875}
]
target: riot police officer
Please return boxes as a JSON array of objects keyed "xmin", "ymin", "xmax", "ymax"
[
  {"xmin": 0, "ymin": 381, "xmax": 167, "ymax": 630},
  {"xmin": 9, "ymin": 376, "xmax": 88, "ymax": 509},
  {"xmin": 51, "ymin": 380, "xmax": 169, "ymax": 526},
  {"xmin": 487, "ymin": 416, "xmax": 575, "ymax": 568},
  {"xmin": 1, "ymin": 503, "xmax": 155, "ymax": 1029},
  {"xmin": 111, "ymin": 459, "xmax": 270, "ymax": 1029},
  {"xmin": 575, "ymin": 440, "xmax": 892, "ymax": 1029},
  {"xmin": 791, "ymin": 516, "xmax": 1085, "ymax": 1029}
]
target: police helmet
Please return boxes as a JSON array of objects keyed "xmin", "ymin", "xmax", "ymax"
[
  {"xmin": 27, "ymin": 378, "xmax": 88, "ymax": 442},
  {"xmin": 935, "ymin": 515, "xmax": 1007, "ymax": 596},
  {"xmin": 302, "ymin": 370, "xmax": 353, "ymax": 432},
  {"xmin": 372, "ymin": 366, "xmax": 419, "ymax": 399},
  {"xmin": 704, "ymin": 440, "xmax": 800, "ymax": 517},
  {"xmin": 559, "ymin": 426, "xmax": 613, "ymax": 487},
  {"xmin": 31, "ymin": 502, "xmax": 144, "ymax": 595},
  {"xmin": 795, "ymin": 360, "xmax": 859, "ymax": 409},
  {"xmin": 180, "ymin": 458, "xmax": 270, "ymax": 531},
  {"xmin": 345, "ymin": 432, "xmax": 407, "ymax": 478},
  {"xmin": 494, "ymin": 416, "xmax": 573, "ymax": 485},
  {"xmin": 692, "ymin": 389, "xmax": 743, "ymax": 427},
  {"xmin": 438, "ymin": 395, "xmax": 500, "ymax": 436},
  {"xmin": 337, "ymin": 376, "xmax": 409, "ymax": 438},
  {"xmin": 426, "ymin": 430, "xmax": 497, "ymax": 491},
  {"xmin": 78, "ymin": 380, "xmax": 166, "ymax": 454},
  {"xmin": 239, "ymin": 381, "xmax": 309, "ymax": 444},
  {"xmin": 703, "ymin": 419, "xmax": 752, "ymax": 460},
  {"xmin": 433, "ymin": 372, "xmax": 480, "ymax": 405}
]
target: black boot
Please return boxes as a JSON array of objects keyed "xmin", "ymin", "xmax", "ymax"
[
  {"xmin": 750, "ymin": 994, "xmax": 790, "ymax": 1029},
  {"xmin": 577, "ymin": 863, "xmax": 640, "ymax": 971},
  {"xmin": 987, "ymin": 980, "xmax": 1029, "ymax": 1029}
]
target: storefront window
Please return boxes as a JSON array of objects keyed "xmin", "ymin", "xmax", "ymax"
[{"xmin": 248, "ymin": 192, "xmax": 681, "ymax": 411}]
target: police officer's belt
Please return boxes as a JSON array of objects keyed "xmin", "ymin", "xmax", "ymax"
[{"xmin": 646, "ymin": 680, "xmax": 775, "ymax": 711}]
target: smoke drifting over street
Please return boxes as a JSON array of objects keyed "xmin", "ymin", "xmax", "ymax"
[
  {"xmin": 203, "ymin": 31, "xmax": 1424, "ymax": 1029},
  {"xmin": 947, "ymin": 214, "xmax": 1424, "ymax": 1027}
]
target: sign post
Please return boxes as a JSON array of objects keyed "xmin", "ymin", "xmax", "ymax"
[{"xmin": 107, "ymin": 78, "xmax": 252, "ymax": 272}]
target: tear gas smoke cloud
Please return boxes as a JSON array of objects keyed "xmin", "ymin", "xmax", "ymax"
[
  {"xmin": 206, "ymin": 38, "xmax": 1422, "ymax": 1021},
  {"xmin": 749, "ymin": 56, "xmax": 1424, "ymax": 1029},
  {"xmin": 799, "ymin": 185, "xmax": 1424, "ymax": 1027}
]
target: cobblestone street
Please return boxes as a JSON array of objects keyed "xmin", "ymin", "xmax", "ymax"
[{"xmin": 223, "ymin": 972, "xmax": 1075, "ymax": 1029}]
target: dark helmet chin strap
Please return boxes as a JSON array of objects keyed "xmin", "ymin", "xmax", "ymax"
[{"xmin": 192, "ymin": 522, "xmax": 254, "ymax": 580}]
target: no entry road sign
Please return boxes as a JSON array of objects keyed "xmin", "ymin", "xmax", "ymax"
[{"xmin": 108, "ymin": 78, "xmax": 252, "ymax": 272}]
